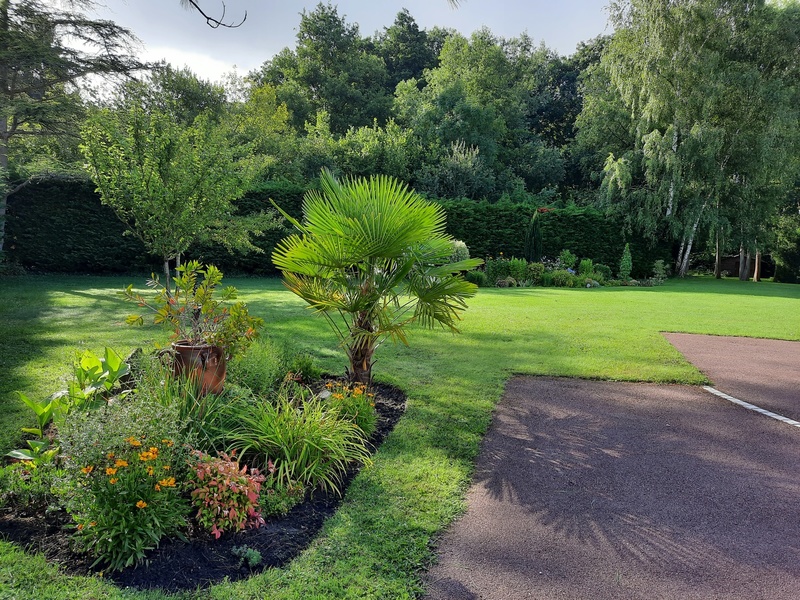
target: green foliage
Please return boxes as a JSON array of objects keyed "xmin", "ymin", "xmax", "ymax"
[
  {"xmin": 526, "ymin": 261, "xmax": 545, "ymax": 285},
  {"xmin": 484, "ymin": 256, "xmax": 511, "ymax": 285},
  {"xmin": 231, "ymin": 545, "xmax": 263, "ymax": 569},
  {"xmin": 594, "ymin": 263, "xmax": 613, "ymax": 281},
  {"xmin": 579, "ymin": 259, "xmax": 594, "ymax": 276},
  {"xmin": 227, "ymin": 336, "xmax": 294, "ymax": 396},
  {"xmin": 187, "ymin": 451, "xmax": 266, "ymax": 539},
  {"xmin": 558, "ymin": 249, "xmax": 578, "ymax": 271},
  {"xmin": 449, "ymin": 240, "xmax": 471, "ymax": 264},
  {"xmin": 322, "ymin": 380, "xmax": 378, "ymax": 438},
  {"xmin": 523, "ymin": 212, "xmax": 543, "ymax": 262},
  {"xmin": 59, "ymin": 399, "xmax": 190, "ymax": 571},
  {"xmin": 619, "ymin": 243, "xmax": 633, "ymax": 281},
  {"xmin": 0, "ymin": 462, "xmax": 65, "ymax": 510},
  {"xmin": 652, "ymin": 259, "xmax": 669, "ymax": 282},
  {"xmin": 228, "ymin": 387, "xmax": 372, "ymax": 495},
  {"xmin": 551, "ymin": 269, "xmax": 577, "ymax": 288},
  {"xmin": 272, "ymin": 170, "xmax": 482, "ymax": 383},
  {"xmin": 508, "ymin": 258, "xmax": 528, "ymax": 282},
  {"xmin": 259, "ymin": 479, "xmax": 306, "ymax": 518},
  {"xmin": 122, "ymin": 261, "xmax": 263, "ymax": 358},
  {"xmin": 465, "ymin": 270, "xmax": 488, "ymax": 287}
]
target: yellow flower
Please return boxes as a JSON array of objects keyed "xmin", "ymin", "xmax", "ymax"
[
  {"xmin": 332, "ymin": 393, "xmax": 344, "ymax": 400},
  {"xmin": 162, "ymin": 465, "xmax": 171, "ymax": 471},
  {"xmin": 148, "ymin": 447, "xmax": 159, "ymax": 456},
  {"xmin": 158, "ymin": 477, "xmax": 176, "ymax": 488},
  {"xmin": 139, "ymin": 451, "xmax": 155, "ymax": 462},
  {"xmin": 115, "ymin": 459, "xmax": 128, "ymax": 468},
  {"xmin": 154, "ymin": 484, "xmax": 161, "ymax": 492},
  {"xmin": 109, "ymin": 478, "xmax": 118, "ymax": 484},
  {"xmin": 81, "ymin": 465, "xmax": 94, "ymax": 475},
  {"xmin": 107, "ymin": 452, "xmax": 115, "ymax": 460},
  {"xmin": 125, "ymin": 437, "xmax": 142, "ymax": 447},
  {"xmin": 161, "ymin": 439, "xmax": 174, "ymax": 447},
  {"xmin": 105, "ymin": 467, "xmax": 117, "ymax": 476},
  {"xmin": 136, "ymin": 500, "xmax": 147, "ymax": 509},
  {"xmin": 325, "ymin": 382, "xmax": 333, "ymax": 389},
  {"xmin": 89, "ymin": 522, "xmax": 96, "ymax": 527},
  {"xmin": 146, "ymin": 466, "xmax": 155, "ymax": 476}
]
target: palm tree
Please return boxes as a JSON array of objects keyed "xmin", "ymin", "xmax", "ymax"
[{"xmin": 272, "ymin": 170, "xmax": 482, "ymax": 384}]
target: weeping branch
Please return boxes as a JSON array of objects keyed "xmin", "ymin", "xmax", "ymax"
[{"xmin": 180, "ymin": 1, "xmax": 246, "ymax": 29}]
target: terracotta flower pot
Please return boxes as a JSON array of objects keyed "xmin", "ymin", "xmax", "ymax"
[{"xmin": 171, "ymin": 341, "xmax": 226, "ymax": 396}]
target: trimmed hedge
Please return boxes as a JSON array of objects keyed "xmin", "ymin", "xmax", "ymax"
[
  {"xmin": 7, "ymin": 183, "xmax": 669, "ymax": 279},
  {"xmin": 438, "ymin": 200, "xmax": 670, "ymax": 279},
  {"xmin": 5, "ymin": 179, "xmax": 307, "ymax": 275}
]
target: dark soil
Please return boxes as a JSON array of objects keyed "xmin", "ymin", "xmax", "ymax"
[{"xmin": 0, "ymin": 381, "xmax": 406, "ymax": 593}]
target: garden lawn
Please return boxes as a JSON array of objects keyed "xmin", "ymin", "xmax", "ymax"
[{"xmin": 1, "ymin": 275, "xmax": 799, "ymax": 599}]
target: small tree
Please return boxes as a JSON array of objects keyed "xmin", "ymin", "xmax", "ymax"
[
  {"xmin": 80, "ymin": 104, "xmax": 275, "ymax": 292},
  {"xmin": 618, "ymin": 243, "xmax": 632, "ymax": 281},
  {"xmin": 272, "ymin": 170, "xmax": 482, "ymax": 384}
]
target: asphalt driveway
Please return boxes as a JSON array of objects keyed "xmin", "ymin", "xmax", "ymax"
[{"xmin": 424, "ymin": 352, "xmax": 800, "ymax": 599}]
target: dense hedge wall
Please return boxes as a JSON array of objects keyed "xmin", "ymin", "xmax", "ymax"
[
  {"xmin": 5, "ymin": 179, "xmax": 307, "ymax": 275},
  {"xmin": 438, "ymin": 200, "xmax": 671, "ymax": 279},
  {"xmin": 7, "ymin": 182, "xmax": 669, "ymax": 279}
]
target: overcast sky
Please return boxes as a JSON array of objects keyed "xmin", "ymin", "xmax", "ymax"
[{"xmin": 93, "ymin": 1, "xmax": 613, "ymax": 83}]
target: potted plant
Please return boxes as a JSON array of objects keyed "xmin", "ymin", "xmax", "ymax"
[{"xmin": 122, "ymin": 261, "xmax": 263, "ymax": 394}]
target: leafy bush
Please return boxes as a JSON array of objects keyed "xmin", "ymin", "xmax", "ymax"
[
  {"xmin": 594, "ymin": 263, "xmax": 613, "ymax": 281},
  {"xmin": 322, "ymin": 381, "xmax": 378, "ymax": 438},
  {"xmin": 541, "ymin": 271, "xmax": 554, "ymax": 286},
  {"xmin": 652, "ymin": 259, "xmax": 669, "ymax": 282},
  {"xmin": 187, "ymin": 451, "xmax": 266, "ymax": 539},
  {"xmin": 59, "ymin": 398, "xmax": 190, "ymax": 571},
  {"xmin": 228, "ymin": 388, "xmax": 372, "ymax": 495},
  {"xmin": 0, "ymin": 462, "xmax": 65, "ymax": 510},
  {"xmin": 496, "ymin": 276, "xmax": 517, "ymax": 288},
  {"xmin": 227, "ymin": 337, "xmax": 291, "ymax": 395},
  {"xmin": 485, "ymin": 256, "xmax": 513, "ymax": 285},
  {"xmin": 508, "ymin": 258, "xmax": 528, "ymax": 282},
  {"xmin": 578, "ymin": 259, "xmax": 594, "ymax": 276},
  {"xmin": 619, "ymin": 243, "xmax": 633, "ymax": 280},
  {"xmin": 551, "ymin": 270, "xmax": 576, "ymax": 288},
  {"xmin": 465, "ymin": 270, "xmax": 487, "ymax": 287},
  {"xmin": 449, "ymin": 240, "xmax": 471, "ymax": 264},
  {"xmin": 259, "ymin": 479, "xmax": 306, "ymax": 518},
  {"xmin": 526, "ymin": 262, "xmax": 545, "ymax": 285},
  {"xmin": 558, "ymin": 249, "xmax": 578, "ymax": 271}
]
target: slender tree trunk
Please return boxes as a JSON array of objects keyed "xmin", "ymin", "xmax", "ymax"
[
  {"xmin": 753, "ymin": 249, "xmax": 761, "ymax": 282},
  {"xmin": 675, "ymin": 237, "xmax": 686, "ymax": 274},
  {"xmin": 677, "ymin": 205, "xmax": 706, "ymax": 277},
  {"xmin": 163, "ymin": 258, "xmax": 172, "ymax": 297},
  {"xmin": 0, "ymin": 0, "xmax": 9, "ymax": 256},
  {"xmin": 738, "ymin": 245, "xmax": 746, "ymax": 280}
]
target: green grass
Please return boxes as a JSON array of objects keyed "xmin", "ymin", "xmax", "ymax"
[{"xmin": 1, "ymin": 275, "xmax": 799, "ymax": 599}]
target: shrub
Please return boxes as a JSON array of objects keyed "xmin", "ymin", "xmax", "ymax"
[
  {"xmin": 508, "ymin": 258, "xmax": 528, "ymax": 282},
  {"xmin": 551, "ymin": 270, "xmax": 576, "ymax": 288},
  {"xmin": 652, "ymin": 259, "xmax": 669, "ymax": 283},
  {"xmin": 227, "ymin": 337, "xmax": 289, "ymax": 395},
  {"xmin": 59, "ymin": 398, "xmax": 190, "ymax": 571},
  {"xmin": 231, "ymin": 545, "xmax": 263, "ymax": 569},
  {"xmin": 187, "ymin": 451, "xmax": 266, "ymax": 539},
  {"xmin": 465, "ymin": 270, "xmax": 487, "ymax": 287},
  {"xmin": 578, "ymin": 259, "xmax": 594, "ymax": 276},
  {"xmin": 322, "ymin": 381, "xmax": 378, "ymax": 438},
  {"xmin": 619, "ymin": 243, "xmax": 633, "ymax": 280},
  {"xmin": 558, "ymin": 249, "xmax": 578, "ymax": 271},
  {"xmin": 228, "ymin": 389, "xmax": 372, "ymax": 495},
  {"xmin": 526, "ymin": 262, "xmax": 545, "ymax": 285},
  {"xmin": 496, "ymin": 276, "xmax": 517, "ymax": 288},
  {"xmin": 0, "ymin": 462, "xmax": 65, "ymax": 510},
  {"xmin": 449, "ymin": 240, "xmax": 470, "ymax": 264},
  {"xmin": 484, "ymin": 256, "xmax": 511, "ymax": 285},
  {"xmin": 541, "ymin": 271, "xmax": 554, "ymax": 287},
  {"xmin": 594, "ymin": 263, "xmax": 613, "ymax": 281},
  {"xmin": 259, "ymin": 479, "xmax": 306, "ymax": 518}
]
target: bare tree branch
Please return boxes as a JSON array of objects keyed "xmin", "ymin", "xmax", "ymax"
[{"xmin": 180, "ymin": 1, "xmax": 247, "ymax": 29}]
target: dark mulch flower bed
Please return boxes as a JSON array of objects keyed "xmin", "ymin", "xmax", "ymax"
[{"xmin": 0, "ymin": 381, "xmax": 406, "ymax": 593}]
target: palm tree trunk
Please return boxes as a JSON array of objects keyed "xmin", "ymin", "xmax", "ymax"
[{"xmin": 348, "ymin": 312, "xmax": 375, "ymax": 385}]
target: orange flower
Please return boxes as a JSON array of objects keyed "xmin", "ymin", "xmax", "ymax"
[
  {"xmin": 154, "ymin": 484, "xmax": 161, "ymax": 492},
  {"xmin": 89, "ymin": 522, "xmax": 96, "ymax": 527},
  {"xmin": 146, "ymin": 466, "xmax": 155, "ymax": 476},
  {"xmin": 158, "ymin": 477, "xmax": 176, "ymax": 488},
  {"xmin": 139, "ymin": 451, "xmax": 155, "ymax": 462},
  {"xmin": 125, "ymin": 437, "xmax": 142, "ymax": 447},
  {"xmin": 105, "ymin": 467, "xmax": 117, "ymax": 476},
  {"xmin": 162, "ymin": 465, "xmax": 171, "ymax": 471},
  {"xmin": 109, "ymin": 478, "xmax": 118, "ymax": 484},
  {"xmin": 161, "ymin": 439, "xmax": 174, "ymax": 447},
  {"xmin": 81, "ymin": 465, "xmax": 94, "ymax": 475},
  {"xmin": 115, "ymin": 459, "xmax": 128, "ymax": 468},
  {"xmin": 148, "ymin": 447, "xmax": 159, "ymax": 456},
  {"xmin": 107, "ymin": 452, "xmax": 115, "ymax": 460},
  {"xmin": 136, "ymin": 500, "xmax": 147, "ymax": 509},
  {"xmin": 76, "ymin": 523, "xmax": 84, "ymax": 531}
]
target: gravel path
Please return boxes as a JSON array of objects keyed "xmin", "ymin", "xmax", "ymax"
[{"xmin": 424, "ymin": 353, "xmax": 800, "ymax": 599}]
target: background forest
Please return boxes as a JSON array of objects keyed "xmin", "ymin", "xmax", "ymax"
[{"xmin": 2, "ymin": 0, "xmax": 799, "ymax": 280}]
